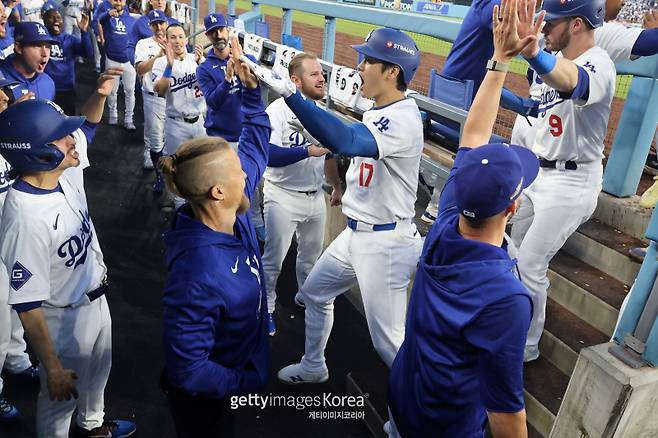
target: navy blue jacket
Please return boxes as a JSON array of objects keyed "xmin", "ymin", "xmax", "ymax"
[
  {"xmin": 162, "ymin": 86, "xmax": 272, "ymax": 400},
  {"xmin": 46, "ymin": 31, "xmax": 94, "ymax": 91},
  {"xmin": 98, "ymin": 8, "xmax": 135, "ymax": 63},
  {"xmin": 388, "ymin": 148, "xmax": 532, "ymax": 437},
  {"xmin": 0, "ymin": 55, "xmax": 55, "ymax": 100},
  {"xmin": 196, "ymin": 49, "xmax": 244, "ymax": 142}
]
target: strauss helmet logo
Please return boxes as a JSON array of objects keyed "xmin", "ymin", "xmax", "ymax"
[{"xmin": 385, "ymin": 41, "xmax": 394, "ymax": 49}]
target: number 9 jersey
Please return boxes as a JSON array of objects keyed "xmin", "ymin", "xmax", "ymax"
[
  {"xmin": 532, "ymin": 46, "xmax": 615, "ymax": 163},
  {"xmin": 341, "ymin": 98, "xmax": 424, "ymax": 224}
]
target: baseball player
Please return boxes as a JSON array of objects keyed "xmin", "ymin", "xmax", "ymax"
[
  {"xmin": 126, "ymin": 0, "xmax": 172, "ymax": 66},
  {"xmin": 503, "ymin": 0, "xmax": 617, "ymax": 363},
  {"xmin": 152, "ymin": 22, "xmax": 205, "ymax": 206},
  {"xmin": 388, "ymin": 2, "xmax": 540, "ymax": 436},
  {"xmin": 43, "ymin": 4, "xmax": 93, "ymax": 115},
  {"xmin": 246, "ymin": 27, "xmax": 424, "ymax": 380},
  {"xmin": 262, "ymin": 53, "xmax": 343, "ymax": 336},
  {"xmin": 510, "ymin": 0, "xmax": 658, "ymax": 148},
  {"xmin": 0, "ymin": 70, "xmax": 136, "ymax": 438},
  {"xmin": 0, "ymin": 1, "xmax": 14, "ymax": 60},
  {"xmin": 134, "ymin": 9, "xmax": 166, "ymax": 176},
  {"xmin": 0, "ymin": 21, "xmax": 55, "ymax": 100},
  {"xmin": 98, "ymin": 0, "xmax": 137, "ymax": 129},
  {"xmin": 0, "ymin": 77, "xmax": 20, "ymax": 423}
]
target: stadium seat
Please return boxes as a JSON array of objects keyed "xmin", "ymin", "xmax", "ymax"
[
  {"xmin": 282, "ymin": 33, "xmax": 304, "ymax": 51},
  {"xmin": 255, "ymin": 20, "xmax": 270, "ymax": 39},
  {"xmin": 426, "ymin": 69, "xmax": 507, "ymax": 146}
]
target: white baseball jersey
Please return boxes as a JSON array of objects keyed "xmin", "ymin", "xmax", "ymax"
[
  {"xmin": 152, "ymin": 54, "xmax": 206, "ymax": 118},
  {"xmin": 341, "ymin": 98, "xmax": 423, "ymax": 224},
  {"xmin": 21, "ymin": 0, "xmax": 45, "ymax": 23},
  {"xmin": 512, "ymin": 25, "xmax": 641, "ymax": 148},
  {"xmin": 0, "ymin": 128, "xmax": 107, "ymax": 308},
  {"xmin": 134, "ymin": 37, "xmax": 163, "ymax": 94},
  {"xmin": 532, "ymin": 46, "xmax": 615, "ymax": 162},
  {"xmin": 264, "ymin": 96, "xmax": 325, "ymax": 192}
]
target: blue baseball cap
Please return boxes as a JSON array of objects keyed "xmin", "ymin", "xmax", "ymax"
[
  {"xmin": 41, "ymin": 0, "xmax": 57, "ymax": 15},
  {"xmin": 454, "ymin": 143, "xmax": 539, "ymax": 220},
  {"xmin": 204, "ymin": 13, "xmax": 227, "ymax": 32},
  {"xmin": 13, "ymin": 22, "xmax": 58, "ymax": 45},
  {"xmin": 148, "ymin": 9, "xmax": 167, "ymax": 24}
]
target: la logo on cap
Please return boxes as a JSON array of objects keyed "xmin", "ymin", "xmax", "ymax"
[
  {"xmin": 210, "ymin": 15, "xmax": 217, "ymax": 22},
  {"xmin": 154, "ymin": 11, "xmax": 159, "ymax": 16},
  {"xmin": 37, "ymin": 24, "xmax": 47, "ymax": 35}
]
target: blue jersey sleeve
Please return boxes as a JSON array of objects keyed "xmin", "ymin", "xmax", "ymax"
[
  {"xmin": 463, "ymin": 294, "xmax": 531, "ymax": 413},
  {"xmin": 162, "ymin": 281, "xmax": 262, "ymax": 398},
  {"xmin": 81, "ymin": 121, "xmax": 98, "ymax": 145},
  {"xmin": 632, "ymin": 28, "xmax": 658, "ymax": 57},
  {"xmin": 267, "ymin": 143, "xmax": 309, "ymax": 167},
  {"xmin": 237, "ymin": 86, "xmax": 271, "ymax": 200},
  {"xmin": 77, "ymin": 31, "xmax": 94, "ymax": 59},
  {"xmin": 195, "ymin": 63, "xmax": 233, "ymax": 111},
  {"xmin": 283, "ymin": 91, "xmax": 379, "ymax": 158}
]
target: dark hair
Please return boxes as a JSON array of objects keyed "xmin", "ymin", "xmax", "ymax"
[
  {"xmin": 461, "ymin": 215, "xmax": 490, "ymax": 229},
  {"xmin": 146, "ymin": 0, "xmax": 172, "ymax": 16},
  {"xmin": 379, "ymin": 60, "xmax": 407, "ymax": 92},
  {"xmin": 166, "ymin": 22, "xmax": 185, "ymax": 36}
]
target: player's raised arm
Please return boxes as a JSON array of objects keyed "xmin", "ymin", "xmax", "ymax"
[
  {"xmin": 80, "ymin": 68, "xmax": 122, "ymax": 124},
  {"xmin": 241, "ymin": 57, "xmax": 379, "ymax": 159},
  {"xmin": 461, "ymin": 0, "xmax": 541, "ymax": 149},
  {"xmin": 154, "ymin": 42, "xmax": 175, "ymax": 97},
  {"xmin": 231, "ymin": 37, "xmax": 271, "ymax": 195}
]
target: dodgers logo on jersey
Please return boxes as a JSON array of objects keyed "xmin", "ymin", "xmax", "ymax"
[
  {"xmin": 0, "ymin": 160, "xmax": 13, "ymax": 191},
  {"xmin": 170, "ymin": 72, "xmax": 197, "ymax": 92},
  {"xmin": 538, "ymin": 88, "xmax": 565, "ymax": 117},
  {"xmin": 288, "ymin": 131, "xmax": 309, "ymax": 148},
  {"xmin": 50, "ymin": 43, "xmax": 64, "ymax": 61},
  {"xmin": 373, "ymin": 116, "xmax": 390, "ymax": 133},
  {"xmin": 114, "ymin": 18, "xmax": 127, "ymax": 34},
  {"xmin": 10, "ymin": 261, "xmax": 33, "ymax": 291},
  {"xmin": 57, "ymin": 209, "xmax": 94, "ymax": 269}
]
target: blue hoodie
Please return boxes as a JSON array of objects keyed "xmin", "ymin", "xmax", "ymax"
[
  {"xmin": 98, "ymin": 8, "xmax": 136, "ymax": 63},
  {"xmin": 161, "ymin": 85, "xmax": 272, "ymax": 400},
  {"xmin": 0, "ymin": 55, "xmax": 55, "ymax": 100},
  {"xmin": 388, "ymin": 148, "xmax": 532, "ymax": 438},
  {"xmin": 196, "ymin": 49, "xmax": 244, "ymax": 142},
  {"xmin": 46, "ymin": 31, "xmax": 94, "ymax": 91}
]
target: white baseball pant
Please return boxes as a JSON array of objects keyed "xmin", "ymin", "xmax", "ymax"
[
  {"xmin": 165, "ymin": 116, "xmax": 206, "ymax": 208},
  {"xmin": 142, "ymin": 91, "xmax": 166, "ymax": 154},
  {"xmin": 510, "ymin": 161, "xmax": 603, "ymax": 356},
  {"xmin": 251, "ymin": 180, "xmax": 265, "ymax": 229},
  {"xmin": 299, "ymin": 221, "xmax": 422, "ymax": 371},
  {"xmin": 36, "ymin": 296, "xmax": 112, "ymax": 438},
  {"xmin": 90, "ymin": 28, "xmax": 101, "ymax": 70},
  {"xmin": 262, "ymin": 181, "xmax": 326, "ymax": 314},
  {"xmin": 105, "ymin": 58, "xmax": 136, "ymax": 124}
]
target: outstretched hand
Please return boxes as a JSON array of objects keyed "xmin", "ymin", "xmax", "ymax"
[
  {"xmin": 229, "ymin": 35, "xmax": 258, "ymax": 89},
  {"xmin": 493, "ymin": 0, "xmax": 543, "ymax": 62},
  {"xmin": 288, "ymin": 118, "xmax": 323, "ymax": 147},
  {"xmin": 97, "ymin": 68, "xmax": 123, "ymax": 96}
]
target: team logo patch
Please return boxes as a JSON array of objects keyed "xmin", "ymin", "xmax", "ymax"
[{"xmin": 10, "ymin": 261, "xmax": 32, "ymax": 291}]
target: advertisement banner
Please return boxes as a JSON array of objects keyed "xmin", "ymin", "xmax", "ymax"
[
  {"xmin": 379, "ymin": 0, "xmax": 414, "ymax": 11},
  {"xmin": 340, "ymin": 0, "xmax": 377, "ymax": 5},
  {"xmin": 415, "ymin": 1, "xmax": 451, "ymax": 15}
]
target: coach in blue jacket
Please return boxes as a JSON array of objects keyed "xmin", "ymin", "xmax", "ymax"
[
  {"xmin": 160, "ymin": 37, "xmax": 270, "ymax": 438},
  {"xmin": 387, "ymin": 1, "xmax": 539, "ymax": 437},
  {"xmin": 42, "ymin": 3, "xmax": 93, "ymax": 114},
  {"xmin": 196, "ymin": 12, "xmax": 244, "ymax": 144}
]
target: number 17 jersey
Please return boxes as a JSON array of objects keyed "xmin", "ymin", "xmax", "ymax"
[
  {"xmin": 532, "ymin": 46, "xmax": 615, "ymax": 163},
  {"xmin": 341, "ymin": 98, "xmax": 424, "ymax": 224}
]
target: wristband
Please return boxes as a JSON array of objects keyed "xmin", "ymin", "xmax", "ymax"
[
  {"xmin": 525, "ymin": 50, "xmax": 557, "ymax": 76},
  {"xmin": 163, "ymin": 65, "xmax": 173, "ymax": 78}
]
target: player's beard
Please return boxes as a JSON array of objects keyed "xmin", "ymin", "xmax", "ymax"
[
  {"xmin": 236, "ymin": 193, "xmax": 250, "ymax": 215},
  {"xmin": 213, "ymin": 38, "xmax": 228, "ymax": 51},
  {"xmin": 546, "ymin": 27, "xmax": 571, "ymax": 53}
]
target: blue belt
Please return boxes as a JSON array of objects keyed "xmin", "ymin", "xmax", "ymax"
[{"xmin": 347, "ymin": 217, "xmax": 397, "ymax": 232}]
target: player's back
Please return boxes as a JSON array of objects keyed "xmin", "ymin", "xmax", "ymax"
[{"xmin": 341, "ymin": 98, "xmax": 423, "ymax": 225}]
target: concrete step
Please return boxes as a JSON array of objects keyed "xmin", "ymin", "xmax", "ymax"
[
  {"xmin": 524, "ymin": 356, "xmax": 569, "ymax": 437},
  {"xmin": 563, "ymin": 218, "xmax": 644, "ymax": 285},
  {"xmin": 540, "ymin": 298, "xmax": 609, "ymax": 376},
  {"xmin": 593, "ymin": 192, "xmax": 652, "ymax": 241},
  {"xmin": 548, "ymin": 251, "xmax": 628, "ymax": 337}
]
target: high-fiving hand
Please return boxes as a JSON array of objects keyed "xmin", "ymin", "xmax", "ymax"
[
  {"xmin": 229, "ymin": 35, "xmax": 258, "ymax": 89},
  {"xmin": 97, "ymin": 68, "xmax": 123, "ymax": 96},
  {"xmin": 493, "ymin": 0, "xmax": 544, "ymax": 62},
  {"xmin": 238, "ymin": 44, "xmax": 297, "ymax": 97}
]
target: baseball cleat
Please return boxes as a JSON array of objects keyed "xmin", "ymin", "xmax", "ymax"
[
  {"xmin": 108, "ymin": 114, "xmax": 118, "ymax": 126},
  {"xmin": 143, "ymin": 148, "xmax": 154, "ymax": 170},
  {"xmin": 294, "ymin": 293, "xmax": 306, "ymax": 309},
  {"xmin": 0, "ymin": 394, "xmax": 20, "ymax": 422},
  {"xmin": 523, "ymin": 346, "xmax": 540, "ymax": 363},
  {"xmin": 420, "ymin": 211, "xmax": 436, "ymax": 224},
  {"xmin": 74, "ymin": 419, "xmax": 136, "ymax": 438},
  {"xmin": 124, "ymin": 121, "xmax": 136, "ymax": 131},
  {"xmin": 12, "ymin": 363, "xmax": 40, "ymax": 381},
  {"xmin": 278, "ymin": 363, "xmax": 328, "ymax": 385},
  {"xmin": 268, "ymin": 313, "xmax": 276, "ymax": 336},
  {"xmin": 629, "ymin": 247, "xmax": 647, "ymax": 263}
]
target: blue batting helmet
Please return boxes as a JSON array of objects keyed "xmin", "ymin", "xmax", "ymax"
[
  {"xmin": 541, "ymin": 0, "xmax": 605, "ymax": 29},
  {"xmin": 0, "ymin": 100, "xmax": 85, "ymax": 173},
  {"xmin": 351, "ymin": 28, "xmax": 420, "ymax": 85}
]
